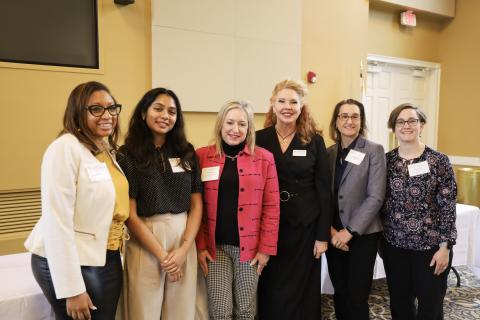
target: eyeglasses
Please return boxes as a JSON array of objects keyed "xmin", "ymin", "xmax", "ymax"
[
  {"xmin": 87, "ymin": 104, "xmax": 122, "ymax": 117},
  {"xmin": 395, "ymin": 118, "xmax": 419, "ymax": 127},
  {"xmin": 338, "ymin": 113, "xmax": 361, "ymax": 122}
]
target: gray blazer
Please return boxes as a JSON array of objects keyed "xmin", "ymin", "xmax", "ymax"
[{"xmin": 327, "ymin": 136, "xmax": 386, "ymax": 235}]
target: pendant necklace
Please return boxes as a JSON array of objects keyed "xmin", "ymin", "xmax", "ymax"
[
  {"xmin": 275, "ymin": 127, "xmax": 296, "ymax": 147},
  {"xmin": 225, "ymin": 154, "xmax": 239, "ymax": 161}
]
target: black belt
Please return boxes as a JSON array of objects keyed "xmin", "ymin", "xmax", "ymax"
[{"xmin": 279, "ymin": 190, "xmax": 299, "ymax": 202}]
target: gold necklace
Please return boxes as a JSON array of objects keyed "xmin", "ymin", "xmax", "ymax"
[{"xmin": 275, "ymin": 128, "xmax": 296, "ymax": 146}]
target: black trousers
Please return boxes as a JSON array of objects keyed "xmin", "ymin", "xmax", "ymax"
[
  {"xmin": 326, "ymin": 232, "xmax": 380, "ymax": 320},
  {"xmin": 31, "ymin": 250, "xmax": 123, "ymax": 320},
  {"xmin": 382, "ymin": 240, "xmax": 453, "ymax": 320}
]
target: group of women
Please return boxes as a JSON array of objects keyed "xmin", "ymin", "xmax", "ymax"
[{"xmin": 25, "ymin": 78, "xmax": 457, "ymax": 320}]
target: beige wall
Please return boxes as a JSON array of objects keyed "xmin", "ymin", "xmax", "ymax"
[
  {"xmin": 437, "ymin": 0, "xmax": 480, "ymax": 156},
  {"xmin": 187, "ymin": 0, "xmax": 371, "ymax": 149},
  {"xmin": 0, "ymin": 1, "xmax": 152, "ymax": 190},
  {"xmin": 1, "ymin": 0, "xmax": 478, "ymax": 191},
  {"xmin": 368, "ymin": 1, "xmax": 480, "ymax": 157},
  {"xmin": 0, "ymin": 0, "xmax": 374, "ymax": 192},
  {"xmin": 368, "ymin": 4, "xmax": 443, "ymax": 61},
  {"xmin": 302, "ymin": 0, "xmax": 370, "ymax": 145}
]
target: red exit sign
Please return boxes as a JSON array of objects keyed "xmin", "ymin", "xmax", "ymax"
[{"xmin": 401, "ymin": 10, "xmax": 416, "ymax": 27}]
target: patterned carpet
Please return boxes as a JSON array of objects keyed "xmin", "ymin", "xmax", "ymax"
[{"xmin": 321, "ymin": 266, "xmax": 480, "ymax": 320}]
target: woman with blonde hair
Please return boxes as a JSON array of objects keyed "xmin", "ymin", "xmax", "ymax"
[
  {"xmin": 196, "ymin": 100, "xmax": 280, "ymax": 319},
  {"xmin": 256, "ymin": 80, "xmax": 333, "ymax": 319}
]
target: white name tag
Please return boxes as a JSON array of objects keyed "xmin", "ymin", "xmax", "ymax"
[
  {"xmin": 201, "ymin": 166, "xmax": 220, "ymax": 182},
  {"xmin": 169, "ymin": 158, "xmax": 185, "ymax": 173},
  {"xmin": 85, "ymin": 163, "xmax": 111, "ymax": 182},
  {"xmin": 292, "ymin": 149, "xmax": 307, "ymax": 157},
  {"xmin": 408, "ymin": 161, "xmax": 430, "ymax": 177},
  {"xmin": 345, "ymin": 149, "xmax": 366, "ymax": 165}
]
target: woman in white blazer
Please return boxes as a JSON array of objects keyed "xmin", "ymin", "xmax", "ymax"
[
  {"xmin": 25, "ymin": 81, "xmax": 129, "ymax": 320},
  {"xmin": 326, "ymin": 99, "xmax": 386, "ymax": 320}
]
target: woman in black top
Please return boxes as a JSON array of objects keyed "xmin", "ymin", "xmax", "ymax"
[
  {"xmin": 117, "ymin": 88, "xmax": 202, "ymax": 320},
  {"xmin": 381, "ymin": 103, "xmax": 457, "ymax": 320},
  {"xmin": 256, "ymin": 79, "xmax": 333, "ymax": 320}
]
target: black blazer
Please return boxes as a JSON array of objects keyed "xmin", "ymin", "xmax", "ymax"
[{"xmin": 256, "ymin": 126, "xmax": 333, "ymax": 241}]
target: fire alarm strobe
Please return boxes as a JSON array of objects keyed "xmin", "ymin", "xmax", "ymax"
[{"xmin": 401, "ymin": 10, "xmax": 416, "ymax": 27}]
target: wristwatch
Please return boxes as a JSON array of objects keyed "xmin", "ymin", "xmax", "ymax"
[{"xmin": 439, "ymin": 242, "xmax": 453, "ymax": 250}]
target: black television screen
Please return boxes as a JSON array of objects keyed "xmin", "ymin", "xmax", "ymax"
[{"xmin": 0, "ymin": 0, "xmax": 99, "ymax": 69}]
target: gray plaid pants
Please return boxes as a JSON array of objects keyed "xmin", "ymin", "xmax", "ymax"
[{"xmin": 206, "ymin": 245, "xmax": 258, "ymax": 320}]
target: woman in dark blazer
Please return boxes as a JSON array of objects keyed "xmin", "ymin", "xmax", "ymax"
[
  {"xmin": 256, "ymin": 79, "xmax": 332, "ymax": 320},
  {"xmin": 326, "ymin": 99, "xmax": 386, "ymax": 320}
]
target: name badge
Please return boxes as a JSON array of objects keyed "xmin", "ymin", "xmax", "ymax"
[
  {"xmin": 345, "ymin": 149, "xmax": 366, "ymax": 165},
  {"xmin": 201, "ymin": 166, "xmax": 220, "ymax": 182},
  {"xmin": 292, "ymin": 149, "xmax": 307, "ymax": 157},
  {"xmin": 169, "ymin": 158, "xmax": 185, "ymax": 173},
  {"xmin": 85, "ymin": 163, "xmax": 111, "ymax": 182},
  {"xmin": 408, "ymin": 161, "xmax": 430, "ymax": 177}
]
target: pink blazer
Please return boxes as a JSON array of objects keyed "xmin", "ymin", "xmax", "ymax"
[{"xmin": 195, "ymin": 144, "xmax": 280, "ymax": 262}]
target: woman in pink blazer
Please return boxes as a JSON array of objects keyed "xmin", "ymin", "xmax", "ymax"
[{"xmin": 195, "ymin": 100, "xmax": 280, "ymax": 320}]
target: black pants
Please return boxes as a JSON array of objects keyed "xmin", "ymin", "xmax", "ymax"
[
  {"xmin": 326, "ymin": 232, "xmax": 379, "ymax": 320},
  {"xmin": 31, "ymin": 250, "xmax": 123, "ymax": 320},
  {"xmin": 382, "ymin": 240, "xmax": 453, "ymax": 320}
]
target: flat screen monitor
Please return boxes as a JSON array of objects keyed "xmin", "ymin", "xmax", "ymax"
[{"xmin": 0, "ymin": 0, "xmax": 99, "ymax": 69}]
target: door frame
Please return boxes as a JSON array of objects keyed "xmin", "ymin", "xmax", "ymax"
[{"xmin": 366, "ymin": 53, "xmax": 441, "ymax": 149}]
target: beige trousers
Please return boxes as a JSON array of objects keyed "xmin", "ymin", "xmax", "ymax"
[{"xmin": 123, "ymin": 213, "xmax": 197, "ymax": 320}]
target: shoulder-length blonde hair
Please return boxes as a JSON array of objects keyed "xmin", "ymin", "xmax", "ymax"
[
  {"xmin": 61, "ymin": 81, "xmax": 120, "ymax": 154},
  {"xmin": 212, "ymin": 100, "xmax": 256, "ymax": 156},
  {"xmin": 264, "ymin": 79, "xmax": 321, "ymax": 144}
]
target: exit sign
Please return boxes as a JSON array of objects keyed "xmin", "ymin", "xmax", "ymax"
[{"xmin": 401, "ymin": 10, "xmax": 416, "ymax": 27}]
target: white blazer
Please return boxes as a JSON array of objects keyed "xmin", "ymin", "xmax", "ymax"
[{"xmin": 25, "ymin": 133, "xmax": 122, "ymax": 299}]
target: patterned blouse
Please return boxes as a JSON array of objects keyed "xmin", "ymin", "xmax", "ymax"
[{"xmin": 382, "ymin": 146, "xmax": 457, "ymax": 250}]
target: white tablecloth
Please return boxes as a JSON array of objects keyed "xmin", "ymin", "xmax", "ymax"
[
  {"xmin": 0, "ymin": 252, "xmax": 54, "ymax": 320},
  {"xmin": 321, "ymin": 203, "xmax": 480, "ymax": 294}
]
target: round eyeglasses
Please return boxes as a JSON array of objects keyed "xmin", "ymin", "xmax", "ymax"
[{"xmin": 87, "ymin": 104, "xmax": 122, "ymax": 117}]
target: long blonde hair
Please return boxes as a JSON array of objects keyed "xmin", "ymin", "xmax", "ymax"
[
  {"xmin": 264, "ymin": 79, "xmax": 321, "ymax": 144},
  {"xmin": 212, "ymin": 100, "xmax": 256, "ymax": 156}
]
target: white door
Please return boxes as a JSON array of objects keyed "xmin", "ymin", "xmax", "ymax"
[{"xmin": 364, "ymin": 55, "xmax": 440, "ymax": 152}]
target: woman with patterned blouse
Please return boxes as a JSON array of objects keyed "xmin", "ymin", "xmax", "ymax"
[
  {"xmin": 117, "ymin": 88, "xmax": 202, "ymax": 319},
  {"xmin": 381, "ymin": 103, "xmax": 457, "ymax": 320}
]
